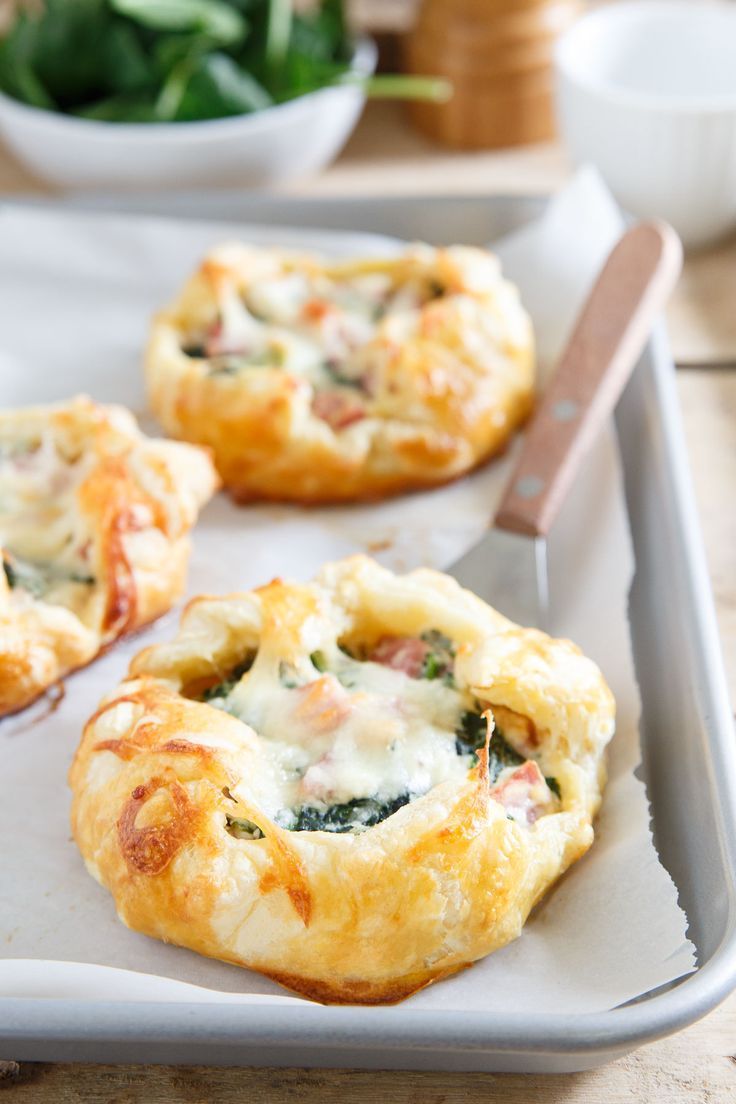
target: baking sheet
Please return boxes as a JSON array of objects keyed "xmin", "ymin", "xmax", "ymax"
[{"xmin": 0, "ymin": 169, "xmax": 695, "ymax": 1014}]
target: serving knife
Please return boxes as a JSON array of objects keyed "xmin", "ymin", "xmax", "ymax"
[{"xmin": 449, "ymin": 220, "xmax": 683, "ymax": 628}]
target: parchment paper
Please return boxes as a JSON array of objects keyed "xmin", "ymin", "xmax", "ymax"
[{"xmin": 0, "ymin": 169, "xmax": 695, "ymax": 1013}]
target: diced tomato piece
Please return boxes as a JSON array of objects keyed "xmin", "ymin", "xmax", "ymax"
[
  {"xmin": 490, "ymin": 760, "xmax": 555, "ymax": 826},
  {"xmin": 312, "ymin": 390, "xmax": 366, "ymax": 431},
  {"xmin": 302, "ymin": 298, "xmax": 333, "ymax": 323},
  {"xmin": 370, "ymin": 636, "xmax": 430, "ymax": 678}
]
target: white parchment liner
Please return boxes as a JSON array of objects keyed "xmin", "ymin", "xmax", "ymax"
[{"xmin": 0, "ymin": 170, "xmax": 695, "ymax": 1013}]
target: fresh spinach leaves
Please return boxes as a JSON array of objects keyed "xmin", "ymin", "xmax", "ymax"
[
  {"xmin": 111, "ymin": 0, "xmax": 247, "ymax": 45},
  {"xmin": 0, "ymin": 0, "xmax": 449, "ymax": 124}
]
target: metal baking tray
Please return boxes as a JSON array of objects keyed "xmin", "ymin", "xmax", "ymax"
[{"xmin": 1, "ymin": 192, "xmax": 735, "ymax": 1073}]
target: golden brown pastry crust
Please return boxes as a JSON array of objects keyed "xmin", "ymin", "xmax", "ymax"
[
  {"xmin": 0, "ymin": 397, "xmax": 218, "ymax": 716},
  {"xmin": 145, "ymin": 244, "xmax": 535, "ymax": 503},
  {"xmin": 69, "ymin": 556, "xmax": 615, "ymax": 1004}
]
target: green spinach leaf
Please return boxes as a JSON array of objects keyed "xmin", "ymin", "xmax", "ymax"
[
  {"xmin": 76, "ymin": 93, "xmax": 159, "ymax": 121},
  {"xmin": 172, "ymin": 51, "xmax": 271, "ymax": 120},
  {"xmin": 102, "ymin": 21, "xmax": 154, "ymax": 94},
  {"xmin": 111, "ymin": 0, "xmax": 247, "ymax": 47},
  {"xmin": 17, "ymin": 0, "xmax": 111, "ymax": 105}
]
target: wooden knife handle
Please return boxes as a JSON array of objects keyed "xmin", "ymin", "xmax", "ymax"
[{"xmin": 494, "ymin": 220, "xmax": 682, "ymax": 537}]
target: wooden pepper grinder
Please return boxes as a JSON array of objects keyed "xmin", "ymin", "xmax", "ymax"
[{"xmin": 405, "ymin": 0, "xmax": 580, "ymax": 149}]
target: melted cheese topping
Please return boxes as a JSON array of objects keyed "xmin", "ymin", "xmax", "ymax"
[
  {"xmin": 208, "ymin": 646, "xmax": 475, "ymax": 822},
  {"xmin": 197, "ymin": 270, "xmax": 434, "ymax": 390},
  {"xmin": 0, "ymin": 434, "xmax": 96, "ymax": 613}
]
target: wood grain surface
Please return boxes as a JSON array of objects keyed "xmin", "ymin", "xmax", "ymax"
[{"xmin": 0, "ymin": 100, "xmax": 734, "ymax": 1102}]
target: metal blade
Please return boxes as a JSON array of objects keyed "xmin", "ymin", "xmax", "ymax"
[{"xmin": 447, "ymin": 528, "xmax": 549, "ymax": 630}]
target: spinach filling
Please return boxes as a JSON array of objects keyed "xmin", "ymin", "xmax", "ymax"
[
  {"xmin": 182, "ymin": 343, "xmax": 206, "ymax": 359},
  {"xmin": 455, "ymin": 710, "xmax": 524, "ymax": 782},
  {"xmin": 208, "ymin": 348, "xmax": 287, "ymax": 375},
  {"xmin": 0, "ymin": 439, "xmax": 38, "ymax": 460},
  {"xmin": 277, "ymin": 650, "xmax": 338, "ymax": 689},
  {"xmin": 200, "ymin": 657, "xmax": 255, "ymax": 703},
  {"xmin": 456, "ymin": 707, "xmax": 561, "ymax": 795},
  {"xmin": 419, "ymin": 629, "xmax": 455, "ymax": 685},
  {"xmin": 225, "ymin": 815, "xmax": 265, "ymax": 841},
  {"xmin": 321, "ymin": 358, "xmax": 367, "ymax": 391},
  {"xmin": 216, "ymin": 640, "xmax": 561, "ymax": 842},
  {"xmin": 309, "ymin": 650, "xmax": 327, "ymax": 673},
  {"xmin": 278, "ymin": 660, "xmax": 300, "ymax": 689},
  {"xmin": 546, "ymin": 776, "xmax": 561, "ymax": 799},
  {"xmin": 455, "ymin": 708, "xmax": 488, "ymax": 753},
  {"xmin": 277, "ymin": 793, "xmax": 413, "ymax": 834},
  {"xmin": 2, "ymin": 552, "xmax": 94, "ymax": 599},
  {"xmin": 182, "ymin": 342, "xmax": 285, "ymax": 374}
]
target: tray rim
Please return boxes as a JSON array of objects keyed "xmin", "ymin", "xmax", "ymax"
[{"xmin": 1, "ymin": 190, "xmax": 735, "ymax": 1065}]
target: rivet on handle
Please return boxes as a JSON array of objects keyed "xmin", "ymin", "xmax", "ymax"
[
  {"xmin": 515, "ymin": 475, "xmax": 545, "ymax": 499},
  {"xmin": 552, "ymin": 399, "xmax": 579, "ymax": 422},
  {"xmin": 494, "ymin": 220, "xmax": 682, "ymax": 541}
]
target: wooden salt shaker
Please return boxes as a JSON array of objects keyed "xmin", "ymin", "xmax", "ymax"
[{"xmin": 406, "ymin": 0, "xmax": 580, "ymax": 149}]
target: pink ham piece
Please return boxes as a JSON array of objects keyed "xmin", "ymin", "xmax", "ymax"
[
  {"xmin": 312, "ymin": 390, "xmax": 366, "ymax": 431},
  {"xmin": 299, "ymin": 754, "xmax": 336, "ymax": 801},
  {"xmin": 292, "ymin": 675, "xmax": 351, "ymax": 734},
  {"xmin": 204, "ymin": 315, "xmax": 257, "ymax": 358},
  {"xmin": 490, "ymin": 760, "xmax": 556, "ymax": 826},
  {"xmin": 204, "ymin": 318, "xmax": 226, "ymax": 357},
  {"xmin": 370, "ymin": 636, "xmax": 430, "ymax": 678}
]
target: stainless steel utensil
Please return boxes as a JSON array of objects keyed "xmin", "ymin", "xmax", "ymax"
[{"xmin": 449, "ymin": 220, "xmax": 683, "ymax": 626}]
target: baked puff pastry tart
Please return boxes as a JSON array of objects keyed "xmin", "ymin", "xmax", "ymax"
[
  {"xmin": 0, "ymin": 397, "xmax": 218, "ymax": 717},
  {"xmin": 70, "ymin": 556, "xmax": 615, "ymax": 1004},
  {"xmin": 145, "ymin": 242, "xmax": 535, "ymax": 502}
]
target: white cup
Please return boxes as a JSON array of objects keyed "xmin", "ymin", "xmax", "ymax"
[{"xmin": 555, "ymin": 0, "xmax": 736, "ymax": 249}]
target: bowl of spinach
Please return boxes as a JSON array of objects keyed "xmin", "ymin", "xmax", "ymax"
[{"xmin": 0, "ymin": 0, "xmax": 442, "ymax": 189}]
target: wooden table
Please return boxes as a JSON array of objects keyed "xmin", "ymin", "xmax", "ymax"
[{"xmin": 1, "ymin": 103, "xmax": 734, "ymax": 1102}]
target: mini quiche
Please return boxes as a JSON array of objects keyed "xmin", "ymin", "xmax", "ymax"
[
  {"xmin": 70, "ymin": 556, "xmax": 614, "ymax": 1004},
  {"xmin": 0, "ymin": 397, "xmax": 218, "ymax": 717},
  {"xmin": 145, "ymin": 242, "xmax": 535, "ymax": 502}
]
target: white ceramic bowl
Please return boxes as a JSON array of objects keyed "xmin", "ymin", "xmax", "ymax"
[
  {"xmin": 555, "ymin": 1, "xmax": 736, "ymax": 248},
  {"xmin": 0, "ymin": 38, "xmax": 376, "ymax": 191}
]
